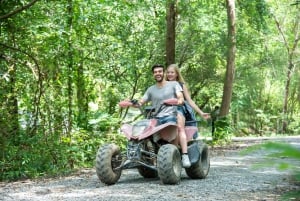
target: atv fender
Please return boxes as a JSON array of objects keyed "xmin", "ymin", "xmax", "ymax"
[
  {"xmin": 120, "ymin": 124, "xmax": 133, "ymax": 140},
  {"xmin": 187, "ymin": 142, "xmax": 200, "ymax": 164},
  {"xmin": 185, "ymin": 126, "xmax": 198, "ymax": 142},
  {"xmin": 159, "ymin": 124, "xmax": 178, "ymax": 142}
]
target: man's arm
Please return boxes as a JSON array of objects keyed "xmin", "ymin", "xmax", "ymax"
[
  {"xmin": 138, "ymin": 99, "xmax": 147, "ymax": 106},
  {"xmin": 138, "ymin": 87, "xmax": 150, "ymax": 107}
]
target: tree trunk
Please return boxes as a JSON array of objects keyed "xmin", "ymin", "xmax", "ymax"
[
  {"xmin": 77, "ymin": 59, "xmax": 88, "ymax": 129},
  {"xmin": 2, "ymin": 30, "xmax": 20, "ymax": 139},
  {"xmin": 166, "ymin": 0, "xmax": 177, "ymax": 66},
  {"xmin": 282, "ymin": 61, "xmax": 292, "ymax": 133},
  {"xmin": 67, "ymin": 0, "xmax": 74, "ymax": 136},
  {"xmin": 220, "ymin": 0, "xmax": 236, "ymax": 117},
  {"xmin": 274, "ymin": 12, "xmax": 300, "ymax": 133},
  {"xmin": 7, "ymin": 64, "xmax": 19, "ymax": 137}
]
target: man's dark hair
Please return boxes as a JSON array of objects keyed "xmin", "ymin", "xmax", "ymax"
[{"xmin": 151, "ymin": 64, "xmax": 164, "ymax": 72}]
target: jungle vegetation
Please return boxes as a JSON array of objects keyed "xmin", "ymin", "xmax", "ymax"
[{"xmin": 0, "ymin": 0, "xmax": 299, "ymax": 180}]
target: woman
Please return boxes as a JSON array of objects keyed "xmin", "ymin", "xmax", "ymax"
[
  {"xmin": 166, "ymin": 64, "xmax": 210, "ymax": 121},
  {"xmin": 166, "ymin": 64, "xmax": 210, "ymax": 168}
]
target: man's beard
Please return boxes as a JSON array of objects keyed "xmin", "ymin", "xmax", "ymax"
[{"xmin": 155, "ymin": 76, "xmax": 163, "ymax": 82}]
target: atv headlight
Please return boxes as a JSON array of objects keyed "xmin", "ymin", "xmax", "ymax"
[{"xmin": 132, "ymin": 120, "xmax": 150, "ymax": 137}]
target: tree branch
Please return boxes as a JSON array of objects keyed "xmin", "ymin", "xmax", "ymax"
[
  {"xmin": 0, "ymin": 0, "xmax": 39, "ymax": 20},
  {"xmin": 273, "ymin": 14, "xmax": 290, "ymax": 54},
  {"xmin": 0, "ymin": 42, "xmax": 40, "ymax": 78}
]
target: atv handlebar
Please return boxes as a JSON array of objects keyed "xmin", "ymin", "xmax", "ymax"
[
  {"xmin": 163, "ymin": 98, "xmax": 180, "ymax": 106},
  {"xmin": 119, "ymin": 98, "xmax": 179, "ymax": 108}
]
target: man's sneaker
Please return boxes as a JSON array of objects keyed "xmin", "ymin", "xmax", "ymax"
[{"xmin": 182, "ymin": 154, "xmax": 191, "ymax": 168}]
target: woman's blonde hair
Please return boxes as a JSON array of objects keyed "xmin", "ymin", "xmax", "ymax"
[{"xmin": 166, "ymin": 64, "xmax": 186, "ymax": 84}]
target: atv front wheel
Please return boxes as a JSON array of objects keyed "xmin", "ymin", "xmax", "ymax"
[
  {"xmin": 157, "ymin": 144, "xmax": 182, "ymax": 184},
  {"xmin": 96, "ymin": 143, "xmax": 122, "ymax": 185},
  {"xmin": 185, "ymin": 142, "xmax": 210, "ymax": 179}
]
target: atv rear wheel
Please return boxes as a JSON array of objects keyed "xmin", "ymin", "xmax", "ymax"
[
  {"xmin": 157, "ymin": 144, "xmax": 182, "ymax": 184},
  {"xmin": 185, "ymin": 142, "xmax": 210, "ymax": 179},
  {"xmin": 96, "ymin": 143, "xmax": 122, "ymax": 185}
]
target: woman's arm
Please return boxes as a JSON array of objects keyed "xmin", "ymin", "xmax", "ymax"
[{"xmin": 182, "ymin": 84, "xmax": 210, "ymax": 119}]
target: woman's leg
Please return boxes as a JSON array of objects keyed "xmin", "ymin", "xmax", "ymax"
[
  {"xmin": 177, "ymin": 113, "xmax": 191, "ymax": 168},
  {"xmin": 177, "ymin": 113, "xmax": 187, "ymax": 153}
]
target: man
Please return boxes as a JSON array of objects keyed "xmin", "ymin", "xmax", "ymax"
[{"xmin": 138, "ymin": 64, "xmax": 191, "ymax": 168}]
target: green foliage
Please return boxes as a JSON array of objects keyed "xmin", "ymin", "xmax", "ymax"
[
  {"xmin": 0, "ymin": 124, "xmax": 127, "ymax": 181},
  {"xmin": 89, "ymin": 111, "xmax": 119, "ymax": 131},
  {"xmin": 1, "ymin": 132, "xmax": 67, "ymax": 181},
  {"xmin": 238, "ymin": 0, "xmax": 271, "ymax": 31},
  {"xmin": 289, "ymin": 114, "xmax": 300, "ymax": 134},
  {"xmin": 62, "ymin": 129, "xmax": 127, "ymax": 168},
  {"xmin": 255, "ymin": 142, "xmax": 300, "ymax": 159},
  {"xmin": 241, "ymin": 141, "xmax": 300, "ymax": 200},
  {"xmin": 211, "ymin": 116, "xmax": 233, "ymax": 145},
  {"xmin": 1, "ymin": 0, "xmax": 299, "ymax": 181}
]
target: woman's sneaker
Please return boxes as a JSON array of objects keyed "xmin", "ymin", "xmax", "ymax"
[{"xmin": 182, "ymin": 154, "xmax": 191, "ymax": 168}]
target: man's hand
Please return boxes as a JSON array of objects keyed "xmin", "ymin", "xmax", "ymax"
[
  {"xmin": 119, "ymin": 100, "xmax": 133, "ymax": 108},
  {"xmin": 119, "ymin": 99, "xmax": 141, "ymax": 108}
]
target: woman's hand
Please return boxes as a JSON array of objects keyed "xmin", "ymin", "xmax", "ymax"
[
  {"xmin": 163, "ymin": 98, "xmax": 180, "ymax": 105},
  {"xmin": 201, "ymin": 112, "xmax": 211, "ymax": 120}
]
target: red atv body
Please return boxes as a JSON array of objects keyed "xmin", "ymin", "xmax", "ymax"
[{"xmin": 95, "ymin": 99, "xmax": 210, "ymax": 185}]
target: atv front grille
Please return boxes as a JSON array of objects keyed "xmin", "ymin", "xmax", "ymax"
[{"xmin": 127, "ymin": 141, "xmax": 141, "ymax": 160}]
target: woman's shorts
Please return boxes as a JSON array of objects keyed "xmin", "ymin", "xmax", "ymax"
[
  {"xmin": 177, "ymin": 105, "xmax": 185, "ymax": 117},
  {"xmin": 157, "ymin": 115, "xmax": 177, "ymax": 125}
]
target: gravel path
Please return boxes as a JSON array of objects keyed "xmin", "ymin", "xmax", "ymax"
[{"xmin": 1, "ymin": 137, "xmax": 300, "ymax": 201}]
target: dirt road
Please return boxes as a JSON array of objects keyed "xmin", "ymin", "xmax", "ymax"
[{"xmin": 1, "ymin": 136, "xmax": 299, "ymax": 201}]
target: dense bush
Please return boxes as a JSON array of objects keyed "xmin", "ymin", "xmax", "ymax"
[{"xmin": 0, "ymin": 116, "xmax": 127, "ymax": 181}]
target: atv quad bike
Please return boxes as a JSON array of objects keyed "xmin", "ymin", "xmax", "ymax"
[{"xmin": 95, "ymin": 99, "xmax": 210, "ymax": 185}]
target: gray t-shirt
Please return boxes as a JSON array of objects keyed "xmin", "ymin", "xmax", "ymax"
[{"xmin": 142, "ymin": 81, "xmax": 183, "ymax": 118}]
